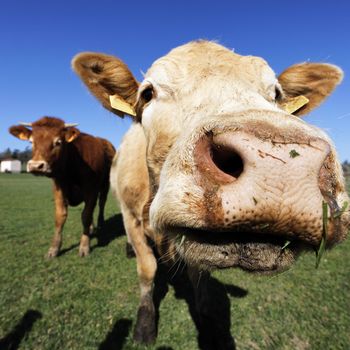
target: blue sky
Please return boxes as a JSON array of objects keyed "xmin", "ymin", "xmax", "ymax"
[{"xmin": 1, "ymin": 0, "xmax": 349, "ymax": 161}]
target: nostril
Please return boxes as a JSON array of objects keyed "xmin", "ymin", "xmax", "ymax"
[
  {"xmin": 37, "ymin": 163, "xmax": 45, "ymax": 170},
  {"xmin": 194, "ymin": 134, "xmax": 245, "ymax": 184},
  {"xmin": 210, "ymin": 143, "xmax": 244, "ymax": 179}
]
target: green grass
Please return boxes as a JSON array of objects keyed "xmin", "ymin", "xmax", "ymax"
[{"xmin": 1, "ymin": 173, "xmax": 350, "ymax": 349}]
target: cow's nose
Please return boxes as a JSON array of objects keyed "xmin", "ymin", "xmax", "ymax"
[
  {"xmin": 193, "ymin": 130, "xmax": 332, "ymax": 189},
  {"xmin": 27, "ymin": 160, "xmax": 50, "ymax": 173},
  {"xmin": 191, "ymin": 129, "xmax": 335, "ymax": 241}
]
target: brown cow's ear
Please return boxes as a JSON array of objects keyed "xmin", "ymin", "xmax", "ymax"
[
  {"xmin": 72, "ymin": 52, "xmax": 139, "ymax": 118},
  {"xmin": 65, "ymin": 127, "xmax": 80, "ymax": 143},
  {"xmin": 9, "ymin": 125, "xmax": 32, "ymax": 141},
  {"xmin": 278, "ymin": 63, "xmax": 343, "ymax": 116}
]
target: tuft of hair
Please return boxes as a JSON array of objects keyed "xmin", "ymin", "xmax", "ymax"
[{"xmin": 32, "ymin": 117, "xmax": 65, "ymax": 128}]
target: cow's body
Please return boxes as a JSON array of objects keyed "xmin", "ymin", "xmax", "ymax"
[
  {"xmin": 73, "ymin": 41, "xmax": 350, "ymax": 345},
  {"xmin": 9, "ymin": 117, "xmax": 116, "ymax": 257}
]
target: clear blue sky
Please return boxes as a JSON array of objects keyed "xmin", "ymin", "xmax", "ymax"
[{"xmin": 1, "ymin": 0, "xmax": 349, "ymax": 161}]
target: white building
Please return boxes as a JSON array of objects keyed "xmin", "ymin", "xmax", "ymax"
[{"xmin": 0, "ymin": 159, "xmax": 22, "ymax": 173}]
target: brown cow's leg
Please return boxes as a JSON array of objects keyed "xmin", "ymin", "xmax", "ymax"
[
  {"xmin": 47, "ymin": 182, "xmax": 67, "ymax": 258},
  {"xmin": 122, "ymin": 209, "xmax": 157, "ymax": 344},
  {"xmin": 79, "ymin": 196, "xmax": 97, "ymax": 257},
  {"xmin": 97, "ymin": 181, "xmax": 109, "ymax": 227}
]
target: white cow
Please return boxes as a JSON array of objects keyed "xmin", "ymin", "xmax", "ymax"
[{"xmin": 73, "ymin": 41, "xmax": 349, "ymax": 345}]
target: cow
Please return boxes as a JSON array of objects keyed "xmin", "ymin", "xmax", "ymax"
[
  {"xmin": 72, "ymin": 41, "xmax": 350, "ymax": 345},
  {"xmin": 9, "ymin": 117, "xmax": 116, "ymax": 258}
]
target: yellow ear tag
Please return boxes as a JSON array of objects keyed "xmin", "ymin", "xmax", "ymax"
[
  {"xmin": 19, "ymin": 133, "xmax": 29, "ymax": 141},
  {"xmin": 109, "ymin": 95, "xmax": 136, "ymax": 117},
  {"xmin": 282, "ymin": 95, "xmax": 309, "ymax": 114},
  {"xmin": 67, "ymin": 134, "xmax": 77, "ymax": 143}
]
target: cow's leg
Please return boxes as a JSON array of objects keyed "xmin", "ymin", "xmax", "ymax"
[
  {"xmin": 47, "ymin": 182, "xmax": 67, "ymax": 258},
  {"xmin": 122, "ymin": 209, "xmax": 157, "ymax": 344},
  {"xmin": 79, "ymin": 195, "xmax": 98, "ymax": 257},
  {"xmin": 133, "ymin": 236, "xmax": 157, "ymax": 344},
  {"xmin": 97, "ymin": 180, "xmax": 109, "ymax": 228},
  {"xmin": 124, "ymin": 219, "xmax": 136, "ymax": 258}
]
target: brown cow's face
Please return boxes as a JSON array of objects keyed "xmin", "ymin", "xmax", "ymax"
[
  {"xmin": 73, "ymin": 41, "xmax": 349, "ymax": 272},
  {"xmin": 9, "ymin": 117, "xmax": 80, "ymax": 176}
]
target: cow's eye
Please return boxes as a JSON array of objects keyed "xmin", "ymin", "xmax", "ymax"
[
  {"xmin": 141, "ymin": 87, "xmax": 154, "ymax": 103},
  {"xmin": 54, "ymin": 139, "xmax": 62, "ymax": 147}
]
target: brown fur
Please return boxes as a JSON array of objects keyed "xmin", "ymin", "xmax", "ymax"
[
  {"xmin": 32, "ymin": 116, "xmax": 65, "ymax": 128},
  {"xmin": 278, "ymin": 63, "xmax": 343, "ymax": 116},
  {"xmin": 72, "ymin": 53, "xmax": 139, "ymax": 117},
  {"xmin": 9, "ymin": 116, "xmax": 116, "ymax": 257}
]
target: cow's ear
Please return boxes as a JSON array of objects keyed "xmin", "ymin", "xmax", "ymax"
[
  {"xmin": 72, "ymin": 52, "xmax": 139, "ymax": 118},
  {"xmin": 65, "ymin": 127, "xmax": 80, "ymax": 143},
  {"xmin": 278, "ymin": 63, "xmax": 343, "ymax": 116},
  {"xmin": 9, "ymin": 125, "xmax": 32, "ymax": 141}
]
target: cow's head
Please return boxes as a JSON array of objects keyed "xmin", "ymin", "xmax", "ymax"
[
  {"xmin": 9, "ymin": 117, "xmax": 80, "ymax": 176},
  {"xmin": 73, "ymin": 41, "xmax": 349, "ymax": 272}
]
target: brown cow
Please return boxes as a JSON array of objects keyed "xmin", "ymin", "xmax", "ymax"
[
  {"xmin": 72, "ymin": 41, "xmax": 350, "ymax": 344},
  {"xmin": 9, "ymin": 116, "xmax": 116, "ymax": 258}
]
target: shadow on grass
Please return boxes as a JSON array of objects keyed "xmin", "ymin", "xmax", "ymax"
[
  {"xmin": 99, "ymin": 260, "xmax": 247, "ymax": 349},
  {"xmin": 92, "ymin": 213, "xmax": 126, "ymax": 249},
  {"xmin": 95, "ymin": 217, "xmax": 247, "ymax": 349},
  {"xmin": 0, "ymin": 310, "xmax": 42, "ymax": 350},
  {"xmin": 98, "ymin": 318, "xmax": 132, "ymax": 350},
  {"xmin": 153, "ymin": 261, "xmax": 248, "ymax": 350},
  {"xmin": 58, "ymin": 243, "xmax": 80, "ymax": 256},
  {"xmin": 58, "ymin": 213, "xmax": 126, "ymax": 256}
]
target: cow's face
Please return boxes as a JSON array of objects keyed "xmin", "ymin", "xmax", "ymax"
[
  {"xmin": 9, "ymin": 117, "xmax": 80, "ymax": 176},
  {"xmin": 73, "ymin": 41, "xmax": 349, "ymax": 272}
]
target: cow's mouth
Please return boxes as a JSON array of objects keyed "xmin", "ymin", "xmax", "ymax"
[
  {"xmin": 167, "ymin": 226, "xmax": 310, "ymax": 273},
  {"xmin": 30, "ymin": 170, "xmax": 52, "ymax": 177}
]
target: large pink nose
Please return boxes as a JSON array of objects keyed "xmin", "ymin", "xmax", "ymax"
[
  {"xmin": 194, "ymin": 131, "xmax": 330, "ymax": 186},
  {"xmin": 192, "ymin": 130, "xmax": 336, "ymax": 242}
]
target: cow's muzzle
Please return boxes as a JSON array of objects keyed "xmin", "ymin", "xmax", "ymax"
[
  {"xmin": 27, "ymin": 160, "xmax": 51, "ymax": 175},
  {"xmin": 151, "ymin": 123, "xmax": 350, "ymax": 272},
  {"xmin": 191, "ymin": 130, "xmax": 348, "ymax": 244}
]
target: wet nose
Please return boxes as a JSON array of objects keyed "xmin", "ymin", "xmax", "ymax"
[{"xmin": 27, "ymin": 160, "xmax": 50, "ymax": 173}]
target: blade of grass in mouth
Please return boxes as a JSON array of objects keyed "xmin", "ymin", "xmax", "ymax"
[
  {"xmin": 315, "ymin": 201, "xmax": 328, "ymax": 269},
  {"xmin": 281, "ymin": 240, "xmax": 291, "ymax": 250},
  {"xmin": 178, "ymin": 235, "xmax": 186, "ymax": 249}
]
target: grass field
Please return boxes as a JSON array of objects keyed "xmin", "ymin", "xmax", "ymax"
[{"xmin": 0, "ymin": 173, "xmax": 349, "ymax": 350}]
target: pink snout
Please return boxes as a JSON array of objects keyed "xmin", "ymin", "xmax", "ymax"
[
  {"xmin": 150, "ymin": 126, "xmax": 349, "ymax": 271},
  {"xmin": 193, "ymin": 130, "xmax": 336, "ymax": 244}
]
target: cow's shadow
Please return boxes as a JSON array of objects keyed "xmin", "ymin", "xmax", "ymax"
[
  {"xmin": 0, "ymin": 309, "xmax": 42, "ymax": 350},
  {"xmin": 98, "ymin": 318, "xmax": 132, "ymax": 350},
  {"xmin": 99, "ymin": 258, "xmax": 248, "ymax": 350},
  {"xmin": 96, "ymin": 217, "xmax": 248, "ymax": 349},
  {"xmin": 93, "ymin": 213, "xmax": 126, "ymax": 248},
  {"xmin": 153, "ymin": 260, "xmax": 248, "ymax": 350}
]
